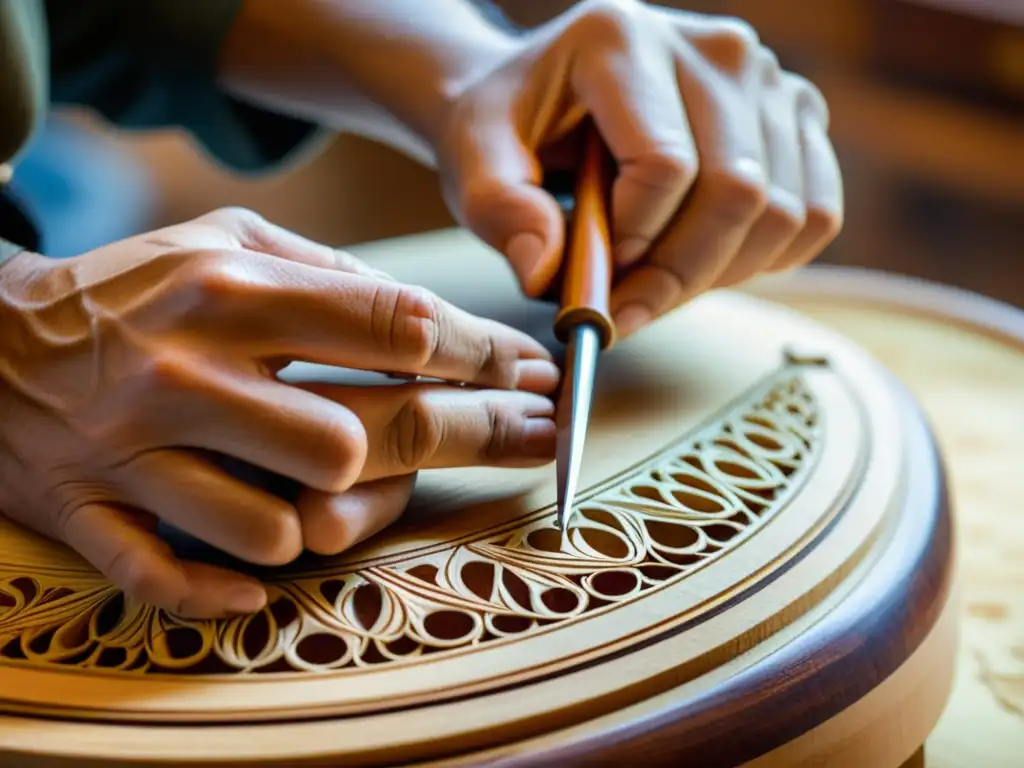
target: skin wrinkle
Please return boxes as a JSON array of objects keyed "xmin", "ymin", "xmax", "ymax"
[
  {"xmin": 0, "ymin": 1, "xmax": 842, "ymax": 619},
  {"xmin": 0, "ymin": 210, "xmax": 560, "ymax": 614},
  {"xmin": 376, "ymin": 281, "xmax": 399, "ymax": 364},
  {"xmin": 391, "ymin": 396, "xmax": 427, "ymax": 473},
  {"xmin": 483, "ymin": 332, "xmax": 502, "ymax": 388},
  {"xmin": 483, "ymin": 399, "xmax": 507, "ymax": 463},
  {"xmin": 412, "ymin": 289, "xmax": 444, "ymax": 374}
]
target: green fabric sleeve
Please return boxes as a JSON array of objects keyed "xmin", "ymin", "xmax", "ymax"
[{"xmin": 44, "ymin": 0, "xmax": 323, "ymax": 173}]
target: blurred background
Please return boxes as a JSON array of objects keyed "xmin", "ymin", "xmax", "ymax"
[{"xmin": 10, "ymin": 0, "xmax": 1023, "ymax": 305}]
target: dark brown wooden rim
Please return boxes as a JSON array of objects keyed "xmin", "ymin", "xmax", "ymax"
[
  {"xmin": 420, "ymin": 263, "xmax": 1022, "ymax": 767},
  {"xmin": 439, "ymin": 368, "xmax": 954, "ymax": 768},
  {"xmin": 2, "ymin": 266, "xmax": 1007, "ymax": 766}
]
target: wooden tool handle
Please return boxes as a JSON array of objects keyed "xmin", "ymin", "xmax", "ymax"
[{"xmin": 553, "ymin": 122, "xmax": 616, "ymax": 350}]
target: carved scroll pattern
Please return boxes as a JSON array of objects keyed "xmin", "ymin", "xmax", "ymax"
[{"xmin": 0, "ymin": 375, "xmax": 819, "ymax": 675}]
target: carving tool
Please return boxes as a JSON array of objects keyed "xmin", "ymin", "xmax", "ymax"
[{"xmin": 553, "ymin": 122, "xmax": 616, "ymax": 534}]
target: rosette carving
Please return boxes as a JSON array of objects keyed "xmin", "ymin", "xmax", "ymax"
[{"xmin": 0, "ymin": 373, "xmax": 819, "ymax": 675}]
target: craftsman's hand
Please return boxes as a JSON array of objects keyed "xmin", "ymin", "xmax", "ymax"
[
  {"xmin": 0, "ymin": 208, "xmax": 559, "ymax": 618},
  {"xmin": 435, "ymin": 0, "xmax": 844, "ymax": 337}
]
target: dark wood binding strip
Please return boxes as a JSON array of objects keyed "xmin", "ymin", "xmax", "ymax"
[{"xmin": 444, "ymin": 373, "xmax": 954, "ymax": 767}]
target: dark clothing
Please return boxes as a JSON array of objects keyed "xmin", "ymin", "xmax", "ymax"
[{"xmin": 0, "ymin": 0, "xmax": 320, "ymax": 261}]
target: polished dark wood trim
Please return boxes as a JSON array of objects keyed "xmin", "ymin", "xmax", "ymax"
[{"xmin": 446, "ymin": 377, "xmax": 954, "ymax": 767}]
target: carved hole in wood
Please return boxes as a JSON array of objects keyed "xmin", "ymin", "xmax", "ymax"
[{"xmin": 0, "ymin": 373, "xmax": 821, "ymax": 675}]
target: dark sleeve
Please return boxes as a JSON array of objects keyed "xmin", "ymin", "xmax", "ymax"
[{"xmin": 43, "ymin": 0, "xmax": 322, "ymax": 174}]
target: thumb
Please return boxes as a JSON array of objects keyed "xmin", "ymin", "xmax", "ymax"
[{"xmin": 443, "ymin": 120, "xmax": 565, "ymax": 298}]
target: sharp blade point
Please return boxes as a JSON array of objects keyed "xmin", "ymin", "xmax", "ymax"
[{"xmin": 555, "ymin": 323, "xmax": 601, "ymax": 533}]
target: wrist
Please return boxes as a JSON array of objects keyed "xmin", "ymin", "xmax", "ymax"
[
  {"xmin": 218, "ymin": 0, "xmax": 522, "ymax": 161},
  {"xmin": 408, "ymin": 34, "xmax": 521, "ymax": 148}
]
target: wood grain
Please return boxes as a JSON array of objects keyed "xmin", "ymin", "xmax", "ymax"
[
  {"xmin": 0, "ymin": 231, "xmax": 970, "ymax": 766},
  {"xmin": 751, "ymin": 265, "xmax": 1024, "ymax": 768},
  {"xmin": 553, "ymin": 122, "xmax": 616, "ymax": 348}
]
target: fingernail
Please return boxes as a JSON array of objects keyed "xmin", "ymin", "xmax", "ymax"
[
  {"xmin": 506, "ymin": 232, "xmax": 546, "ymax": 288},
  {"xmin": 613, "ymin": 303, "xmax": 654, "ymax": 339},
  {"xmin": 522, "ymin": 417, "xmax": 557, "ymax": 457},
  {"xmin": 615, "ymin": 237, "xmax": 649, "ymax": 266},
  {"xmin": 515, "ymin": 359, "xmax": 561, "ymax": 393},
  {"xmin": 226, "ymin": 584, "xmax": 267, "ymax": 615}
]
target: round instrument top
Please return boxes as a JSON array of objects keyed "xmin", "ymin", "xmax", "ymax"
[{"xmin": 0, "ymin": 231, "xmax": 957, "ymax": 766}]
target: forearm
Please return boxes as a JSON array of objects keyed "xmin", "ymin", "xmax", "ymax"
[{"xmin": 216, "ymin": 0, "xmax": 520, "ymax": 166}]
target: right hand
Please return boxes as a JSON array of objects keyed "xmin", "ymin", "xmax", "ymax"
[{"xmin": 0, "ymin": 208, "xmax": 560, "ymax": 619}]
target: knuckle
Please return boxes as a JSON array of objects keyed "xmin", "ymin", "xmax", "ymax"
[
  {"xmin": 188, "ymin": 252, "xmax": 243, "ymax": 300},
  {"xmin": 458, "ymin": 178, "xmax": 521, "ymax": 231},
  {"xmin": 162, "ymin": 250, "xmax": 243, "ymax": 312},
  {"xmin": 788, "ymin": 73, "xmax": 830, "ymax": 125},
  {"xmin": 573, "ymin": 0, "xmax": 640, "ymax": 45},
  {"xmin": 482, "ymin": 402, "xmax": 521, "ymax": 463},
  {"xmin": 299, "ymin": 409, "xmax": 366, "ymax": 493},
  {"xmin": 50, "ymin": 484, "xmax": 109, "ymax": 534},
  {"xmin": 320, "ymin": 425, "xmax": 367, "ymax": 492},
  {"xmin": 247, "ymin": 504, "xmax": 303, "ymax": 566},
  {"xmin": 713, "ymin": 16, "xmax": 760, "ymax": 50},
  {"xmin": 806, "ymin": 204, "xmax": 844, "ymax": 243},
  {"xmin": 205, "ymin": 206, "xmax": 266, "ymax": 234},
  {"xmin": 304, "ymin": 525, "xmax": 349, "ymax": 557},
  {"xmin": 696, "ymin": 16, "xmax": 761, "ymax": 73},
  {"xmin": 704, "ymin": 167, "xmax": 769, "ymax": 225},
  {"xmin": 759, "ymin": 46, "xmax": 781, "ymax": 74},
  {"xmin": 477, "ymin": 334, "xmax": 518, "ymax": 390},
  {"xmin": 107, "ymin": 548, "xmax": 163, "ymax": 606},
  {"xmin": 766, "ymin": 188, "xmax": 808, "ymax": 234},
  {"xmin": 139, "ymin": 352, "xmax": 198, "ymax": 393},
  {"xmin": 637, "ymin": 147, "xmax": 699, "ymax": 194},
  {"xmin": 382, "ymin": 284, "xmax": 444, "ymax": 369},
  {"xmin": 388, "ymin": 395, "xmax": 442, "ymax": 472}
]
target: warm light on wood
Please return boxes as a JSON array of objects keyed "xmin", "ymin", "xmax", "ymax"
[{"xmin": 0, "ymin": 230, "xmax": 973, "ymax": 767}]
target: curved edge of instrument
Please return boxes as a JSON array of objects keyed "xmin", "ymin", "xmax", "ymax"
[{"xmin": 413, "ymin": 376, "xmax": 957, "ymax": 768}]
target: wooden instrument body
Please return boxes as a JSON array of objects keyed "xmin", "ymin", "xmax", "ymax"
[{"xmin": 0, "ymin": 229, "xmax": 1009, "ymax": 767}]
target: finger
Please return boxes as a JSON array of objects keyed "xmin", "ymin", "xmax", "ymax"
[
  {"xmin": 609, "ymin": 50, "xmax": 768, "ymax": 334},
  {"xmin": 770, "ymin": 90, "xmax": 844, "ymax": 271},
  {"xmin": 569, "ymin": 10, "xmax": 698, "ymax": 266},
  {"xmin": 62, "ymin": 503, "xmax": 267, "ymax": 618},
  {"xmin": 440, "ymin": 104, "xmax": 568, "ymax": 297},
  {"xmin": 298, "ymin": 474, "xmax": 416, "ymax": 556},
  {"xmin": 300, "ymin": 383, "xmax": 557, "ymax": 482},
  {"xmin": 144, "ymin": 365, "xmax": 368, "ymax": 494},
  {"xmin": 195, "ymin": 207, "xmax": 396, "ymax": 281},
  {"xmin": 715, "ymin": 52, "xmax": 807, "ymax": 288},
  {"xmin": 112, "ymin": 450, "xmax": 304, "ymax": 566},
  {"xmin": 198, "ymin": 258, "xmax": 559, "ymax": 390}
]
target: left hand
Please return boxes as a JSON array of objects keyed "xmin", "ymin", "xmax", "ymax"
[{"xmin": 433, "ymin": 0, "xmax": 843, "ymax": 339}]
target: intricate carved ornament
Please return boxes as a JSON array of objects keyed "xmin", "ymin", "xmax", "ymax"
[{"xmin": 0, "ymin": 371, "xmax": 820, "ymax": 676}]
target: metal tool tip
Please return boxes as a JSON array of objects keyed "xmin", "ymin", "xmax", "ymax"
[{"xmin": 554, "ymin": 323, "xmax": 600, "ymax": 538}]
